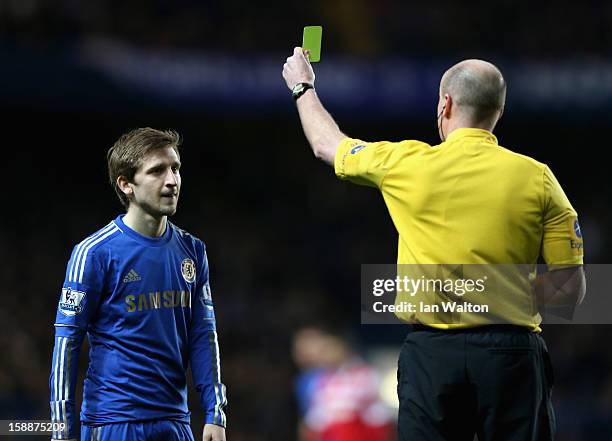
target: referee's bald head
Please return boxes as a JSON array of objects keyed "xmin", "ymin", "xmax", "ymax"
[{"xmin": 440, "ymin": 59, "xmax": 506, "ymax": 127}]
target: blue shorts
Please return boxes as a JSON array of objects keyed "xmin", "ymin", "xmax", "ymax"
[{"xmin": 81, "ymin": 420, "xmax": 194, "ymax": 441}]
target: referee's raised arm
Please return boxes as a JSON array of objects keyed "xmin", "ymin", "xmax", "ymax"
[{"xmin": 282, "ymin": 47, "xmax": 346, "ymax": 166}]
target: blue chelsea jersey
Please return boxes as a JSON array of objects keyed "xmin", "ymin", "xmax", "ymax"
[{"xmin": 49, "ymin": 215, "xmax": 227, "ymax": 440}]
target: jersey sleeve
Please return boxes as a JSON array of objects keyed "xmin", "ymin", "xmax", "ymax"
[
  {"xmin": 334, "ymin": 137, "xmax": 404, "ymax": 188},
  {"xmin": 541, "ymin": 166, "xmax": 584, "ymax": 269},
  {"xmin": 189, "ymin": 241, "xmax": 227, "ymax": 427},
  {"xmin": 50, "ymin": 244, "xmax": 105, "ymax": 440}
]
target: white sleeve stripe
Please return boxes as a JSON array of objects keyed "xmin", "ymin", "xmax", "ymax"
[
  {"xmin": 209, "ymin": 330, "xmax": 226, "ymax": 426},
  {"xmin": 52, "ymin": 338, "xmax": 56, "ymax": 403},
  {"xmin": 50, "ymin": 404, "xmax": 55, "ymax": 438},
  {"xmin": 51, "ymin": 337, "xmax": 76, "ymax": 439},
  {"xmin": 68, "ymin": 224, "xmax": 111, "ymax": 282},
  {"xmin": 69, "ymin": 223, "xmax": 111, "ymax": 282},
  {"xmin": 55, "ymin": 337, "xmax": 63, "ymax": 426},
  {"xmin": 69, "ymin": 223, "xmax": 114, "ymax": 282},
  {"xmin": 213, "ymin": 331, "xmax": 227, "ymax": 414},
  {"xmin": 61, "ymin": 400, "xmax": 67, "ymax": 438},
  {"xmin": 71, "ymin": 222, "xmax": 116, "ymax": 282},
  {"xmin": 215, "ymin": 331, "xmax": 226, "ymax": 428},
  {"xmin": 64, "ymin": 339, "xmax": 72, "ymax": 403},
  {"xmin": 58, "ymin": 337, "xmax": 66, "ymax": 401},
  {"xmin": 112, "ymin": 220, "xmax": 124, "ymax": 233},
  {"xmin": 63, "ymin": 338, "xmax": 71, "ymax": 439},
  {"xmin": 78, "ymin": 226, "xmax": 118, "ymax": 284},
  {"xmin": 208, "ymin": 331, "xmax": 221, "ymax": 425},
  {"xmin": 55, "ymin": 402, "xmax": 60, "ymax": 436},
  {"xmin": 51, "ymin": 340, "xmax": 57, "ymax": 437},
  {"xmin": 53, "ymin": 337, "xmax": 60, "ymax": 403},
  {"xmin": 213, "ymin": 332, "xmax": 222, "ymax": 385}
]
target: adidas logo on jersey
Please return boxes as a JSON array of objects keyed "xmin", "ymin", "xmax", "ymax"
[{"xmin": 123, "ymin": 269, "xmax": 142, "ymax": 283}]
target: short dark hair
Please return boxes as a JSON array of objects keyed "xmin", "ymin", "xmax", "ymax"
[{"xmin": 107, "ymin": 128, "xmax": 181, "ymax": 208}]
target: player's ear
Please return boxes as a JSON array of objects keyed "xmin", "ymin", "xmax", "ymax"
[
  {"xmin": 117, "ymin": 176, "xmax": 134, "ymax": 197},
  {"xmin": 443, "ymin": 94, "xmax": 453, "ymax": 118}
]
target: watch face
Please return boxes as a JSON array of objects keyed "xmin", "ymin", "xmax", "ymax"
[{"xmin": 293, "ymin": 84, "xmax": 305, "ymax": 93}]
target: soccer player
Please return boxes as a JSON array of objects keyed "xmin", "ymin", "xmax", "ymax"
[
  {"xmin": 49, "ymin": 128, "xmax": 227, "ymax": 441},
  {"xmin": 282, "ymin": 48, "xmax": 586, "ymax": 441},
  {"xmin": 292, "ymin": 326, "xmax": 394, "ymax": 441}
]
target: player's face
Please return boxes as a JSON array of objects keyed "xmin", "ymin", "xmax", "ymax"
[{"xmin": 130, "ymin": 147, "xmax": 181, "ymax": 218}]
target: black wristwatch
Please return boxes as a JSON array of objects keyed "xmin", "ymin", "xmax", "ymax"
[{"xmin": 292, "ymin": 82, "xmax": 314, "ymax": 101}]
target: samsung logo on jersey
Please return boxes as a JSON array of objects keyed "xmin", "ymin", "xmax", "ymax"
[{"xmin": 125, "ymin": 290, "xmax": 192, "ymax": 313}]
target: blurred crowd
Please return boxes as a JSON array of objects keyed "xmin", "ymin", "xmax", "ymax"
[{"xmin": 0, "ymin": 0, "xmax": 610, "ymax": 58}]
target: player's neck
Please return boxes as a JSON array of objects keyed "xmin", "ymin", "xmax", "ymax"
[
  {"xmin": 446, "ymin": 117, "xmax": 496, "ymax": 137},
  {"xmin": 123, "ymin": 208, "xmax": 167, "ymax": 238}
]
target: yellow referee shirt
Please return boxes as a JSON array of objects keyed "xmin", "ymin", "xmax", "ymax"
[{"xmin": 335, "ymin": 128, "xmax": 584, "ymax": 330}]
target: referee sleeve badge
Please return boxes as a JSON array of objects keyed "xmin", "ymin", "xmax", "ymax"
[{"xmin": 569, "ymin": 218, "xmax": 584, "ymax": 256}]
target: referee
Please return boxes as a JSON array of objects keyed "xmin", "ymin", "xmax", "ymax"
[{"xmin": 282, "ymin": 48, "xmax": 586, "ymax": 441}]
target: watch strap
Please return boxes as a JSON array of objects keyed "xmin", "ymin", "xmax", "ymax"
[{"xmin": 292, "ymin": 83, "xmax": 314, "ymax": 101}]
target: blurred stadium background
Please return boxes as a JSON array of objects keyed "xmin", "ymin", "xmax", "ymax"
[{"xmin": 1, "ymin": 1, "xmax": 611, "ymax": 440}]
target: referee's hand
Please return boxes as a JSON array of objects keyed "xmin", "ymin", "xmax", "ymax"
[
  {"xmin": 282, "ymin": 47, "xmax": 315, "ymax": 91},
  {"xmin": 203, "ymin": 423, "xmax": 226, "ymax": 441}
]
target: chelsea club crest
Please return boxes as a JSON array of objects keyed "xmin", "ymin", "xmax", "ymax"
[{"xmin": 181, "ymin": 258, "xmax": 196, "ymax": 283}]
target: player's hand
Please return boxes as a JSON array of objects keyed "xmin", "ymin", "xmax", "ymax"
[
  {"xmin": 282, "ymin": 47, "xmax": 315, "ymax": 91},
  {"xmin": 202, "ymin": 423, "xmax": 226, "ymax": 441}
]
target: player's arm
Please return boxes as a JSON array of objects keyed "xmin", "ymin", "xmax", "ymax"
[
  {"xmin": 50, "ymin": 327, "xmax": 84, "ymax": 441},
  {"xmin": 50, "ymin": 245, "xmax": 105, "ymax": 441},
  {"xmin": 189, "ymin": 242, "xmax": 227, "ymax": 440},
  {"xmin": 534, "ymin": 265, "xmax": 586, "ymax": 307},
  {"xmin": 282, "ymin": 47, "xmax": 346, "ymax": 166},
  {"xmin": 536, "ymin": 165, "xmax": 586, "ymax": 308}
]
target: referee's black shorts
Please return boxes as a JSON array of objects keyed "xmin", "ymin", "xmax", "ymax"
[{"xmin": 397, "ymin": 325, "xmax": 555, "ymax": 441}]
